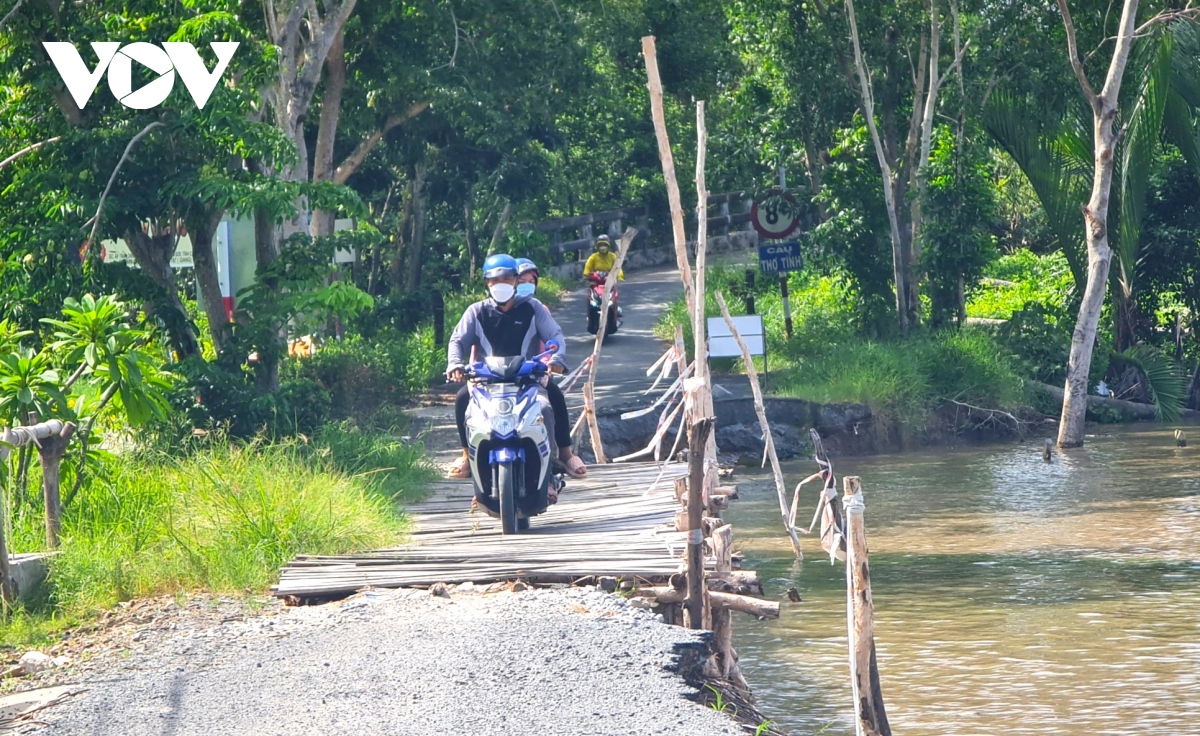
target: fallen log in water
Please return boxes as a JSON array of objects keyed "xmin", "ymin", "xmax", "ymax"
[{"xmin": 1031, "ymin": 381, "xmax": 1200, "ymax": 421}]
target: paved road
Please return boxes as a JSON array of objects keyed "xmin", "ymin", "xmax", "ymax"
[
  {"xmin": 29, "ymin": 588, "xmax": 744, "ymax": 736},
  {"xmin": 553, "ymin": 267, "xmax": 685, "ymax": 412}
]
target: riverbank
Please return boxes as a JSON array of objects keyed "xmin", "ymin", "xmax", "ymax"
[{"xmin": 12, "ymin": 587, "xmax": 751, "ymax": 736}]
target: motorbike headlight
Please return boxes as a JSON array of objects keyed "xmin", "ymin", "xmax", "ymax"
[
  {"xmin": 493, "ymin": 415, "xmax": 518, "ymax": 436},
  {"xmin": 495, "ymin": 398, "xmax": 515, "ymax": 415}
]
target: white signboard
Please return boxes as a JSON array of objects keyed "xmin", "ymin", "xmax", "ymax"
[
  {"xmin": 707, "ymin": 315, "xmax": 765, "ymax": 359},
  {"xmin": 100, "ymin": 232, "xmax": 194, "ymax": 268}
]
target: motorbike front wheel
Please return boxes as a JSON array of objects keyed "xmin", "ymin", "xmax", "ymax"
[{"xmin": 496, "ymin": 463, "xmax": 519, "ymax": 534}]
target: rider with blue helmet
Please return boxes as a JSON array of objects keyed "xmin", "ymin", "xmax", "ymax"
[{"xmin": 445, "ymin": 254, "xmax": 586, "ymax": 485}]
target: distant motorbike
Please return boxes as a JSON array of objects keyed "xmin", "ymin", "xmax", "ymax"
[
  {"xmin": 462, "ymin": 346, "xmax": 565, "ymax": 534},
  {"xmin": 586, "ymin": 271, "xmax": 623, "ymax": 338}
]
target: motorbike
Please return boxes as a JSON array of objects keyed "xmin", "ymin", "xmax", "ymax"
[
  {"xmin": 586, "ymin": 271, "xmax": 623, "ymax": 337},
  {"xmin": 462, "ymin": 346, "xmax": 565, "ymax": 534}
]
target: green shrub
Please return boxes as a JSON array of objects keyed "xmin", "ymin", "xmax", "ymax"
[
  {"xmin": 42, "ymin": 433, "xmax": 427, "ymax": 614},
  {"xmin": 967, "ymin": 250, "xmax": 1074, "ymax": 320}
]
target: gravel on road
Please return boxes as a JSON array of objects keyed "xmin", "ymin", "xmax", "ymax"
[{"xmin": 25, "ymin": 586, "xmax": 745, "ymax": 736}]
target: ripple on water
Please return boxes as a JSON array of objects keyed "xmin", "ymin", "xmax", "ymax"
[{"xmin": 727, "ymin": 425, "xmax": 1200, "ymax": 735}]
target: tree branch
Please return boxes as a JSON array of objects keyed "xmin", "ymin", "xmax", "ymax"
[
  {"xmin": 0, "ymin": 136, "xmax": 61, "ymax": 171},
  {"xmin": 1098, "ymin": 0, "xmax": 1142, "ymax": 107},
  {"xmin": 0, "ymin": 0, "xmax": 23, "ymax": 31},
  {"xmin": 332, "ymin": 101, "xmax": 429, "ymax": 185},
  {"xmin": 1057, "ymin": 0, "xmax": 1099, "ymax": 106},
  {"xmin": 86, "ymin": 122, "xmax": 164, "ymax": 251}
]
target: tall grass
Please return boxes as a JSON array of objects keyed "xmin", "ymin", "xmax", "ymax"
[{"xmin": 0, "ymin": 430, "xmax": 435, "ymax": 623}]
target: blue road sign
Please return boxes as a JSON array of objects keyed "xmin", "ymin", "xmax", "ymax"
[{"xmin": 758, "ymin": 241, "xmax": 804, "ymax": 274}]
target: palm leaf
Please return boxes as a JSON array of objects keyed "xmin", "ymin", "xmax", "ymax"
[
  {"xmin": 982, "ymin": 93, "xmax": 1089, "ymax": 287},
  {"xmin": 1120, "ymin": 345, "xmax": 1186, "ymax": 421}
]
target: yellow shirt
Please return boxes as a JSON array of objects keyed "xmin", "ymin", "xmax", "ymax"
[{"xmin": 583, "ymin": 251, "xmax": 624, "ymax": 280}]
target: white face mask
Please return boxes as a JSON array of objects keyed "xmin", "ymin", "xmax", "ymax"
[
  {"xmin": 516, "ymin": 282, "xmax": 536, "ymax": 298},
  {"xmin": 489, "ymin": 283, "xmax": 515, "ymax": 303}
]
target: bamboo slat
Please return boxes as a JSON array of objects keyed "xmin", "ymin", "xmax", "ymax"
[{"xmin": 273, "ymin": 463, "xmax": 695, "ymax": 598}]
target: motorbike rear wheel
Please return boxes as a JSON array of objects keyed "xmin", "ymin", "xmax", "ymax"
[{"xmin": 496, "ymin": 463, "xmax": 519, "ymax": 534}]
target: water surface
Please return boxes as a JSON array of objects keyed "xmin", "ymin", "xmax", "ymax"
[{"xmin": 728, "ymin": 425, "xmax": 1200, "ymax": 735}]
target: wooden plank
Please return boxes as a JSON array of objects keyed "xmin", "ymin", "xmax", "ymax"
[{"xmin": 273, "ymin": 463, "xmax": 698, "ymax": 598}]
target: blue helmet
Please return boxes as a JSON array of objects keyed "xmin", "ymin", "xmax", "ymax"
[
  {"xmin": 482, "ymin": 253, "xmax": 517, "ymax": 279},
  {"xmin": 515, "ymin": 258, "xmax": 538, "ymax": 278}
]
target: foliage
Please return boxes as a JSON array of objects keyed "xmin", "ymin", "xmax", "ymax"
[
  {"xmin": 1116, "ymin": 345, "xmax": 1187, "ymax": 420},
  {"xmin": 45, "ymin": 434, "xmax": 420, "ymax": 612},
  {"xmin": 919, "ymin": 128, "xmax": 998, "ymax": 327},
  {"xmin": 968, "ymin": 251, "xmax": 1075, "ymax": 320}
]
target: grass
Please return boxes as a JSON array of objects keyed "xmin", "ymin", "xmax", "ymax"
[
  {"xmin": 656, "ymin": 266, "xmax": 1031, "ymax": 430},
  {"xmin": 0, "ymin": 426, "xmax": 436, "ymax": 645}
]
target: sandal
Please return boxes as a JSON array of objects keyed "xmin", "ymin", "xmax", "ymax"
[
  {"xmin": 446, "ymin": 455, "xmax": 471, "ymax": 479},
  {"xmin": 548, "ymin": 484, "xmax": 559, "ymax": 505},
  {"xmin": 562, "ymin": 455, "xmax": 587, "ymax": 479}
]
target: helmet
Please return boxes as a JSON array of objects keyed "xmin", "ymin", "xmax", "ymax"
[
  {"xmin": 595, "ymin": 234, "xmax": 612, "ymax": 250},
  {"xmin": 515, "ymin": 257, "xmax": 539, "ymax": 278},
  {"xmin": 482, "ymin": 253, "xmax": 517, "ymax": 279}
]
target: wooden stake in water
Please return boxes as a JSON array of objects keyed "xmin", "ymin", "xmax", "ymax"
[{"xmin": 843, "ymin": 476, "xmax": 890, "ymax": 736}]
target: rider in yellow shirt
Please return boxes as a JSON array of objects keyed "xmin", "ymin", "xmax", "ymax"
[{"xmin": 582, "ymin": 235, "xmax": 624, "ymax": 280}]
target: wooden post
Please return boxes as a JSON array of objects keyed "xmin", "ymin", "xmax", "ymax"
[
  {"xmin": 37, "ymin": 421, "xmax": 77, "ymax": 549},
  {"xmin": 715, "ymin": 291, "xmax": 803, "ymax": 561},
  {"xmin": 581, "ymin": 226, "xmax": 637, "ymax": 464},
  {"xmin": 693, "ymin": 101, "xmax": 719, "ymax": 497},
  {"xmin": 779, "ymin": 274, "xmax": 794, "ymax": 339},
  {"xmin": 843, "ymin": 476, "xmax": 890, "ymax": 736},
  {"xmin": 685, "ymin": 416, "xmax": 713, "ymax": 629},
  {"xmin": 641, "ymin": 35, "xmax": 695, "ymax": 318}
]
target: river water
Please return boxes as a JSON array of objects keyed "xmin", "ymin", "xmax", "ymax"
[{"xmin": 728, "ymin": 425, "xmax": 1200, "ymax": 735}]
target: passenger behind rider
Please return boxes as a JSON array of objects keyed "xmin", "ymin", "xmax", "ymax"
[
  {"xmin": 514, "ymin": 257, "xmax": 586, "ymax": 481},
  {"xmin": 582, "ymin": 234, "xmax": 624, "ymax": 281},
  {"xmin": 445, "ymin": 254, "xmax": 587, "ymax": 485}
]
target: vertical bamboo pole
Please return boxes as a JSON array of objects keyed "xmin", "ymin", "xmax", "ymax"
[
  {"xmin": 684, "ymin": 416, "xmax": 713, "ymax": 629},
  {"xmin": 581, "ymin": 226, "xmax": 637, "ymax": 464},
  {"xmin": 641, "ymin": 36, "xmax": 695, "ymax": 318},
  {"xmin": 844, "ymin": 476, "xmax": 890, "ymax": 736},
  {"xmin": 715, "ymin": 291, "xmax": 803, "ymax": 561},
  {"xmin": 693, "ymin": 101, "xmax": 719, "ymax": 498}
]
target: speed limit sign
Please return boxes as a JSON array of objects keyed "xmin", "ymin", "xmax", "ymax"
[{"xmin": 751, "ymin": 193, "xmax": 801, "ymax": 240}]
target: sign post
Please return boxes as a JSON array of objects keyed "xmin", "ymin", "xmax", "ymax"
[{"xmin": 757, "ymin": 239, "xmax": 804, "ymax": 340}]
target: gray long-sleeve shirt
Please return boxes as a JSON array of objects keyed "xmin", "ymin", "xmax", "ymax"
[{"xmin": 446, "ymin": 296, "xmax": 567, "ymax": 372}]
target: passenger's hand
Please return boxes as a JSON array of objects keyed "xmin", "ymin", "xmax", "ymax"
[{"xmin": 548, "ymin": 363, "xmax": 565, "ymax": 375}]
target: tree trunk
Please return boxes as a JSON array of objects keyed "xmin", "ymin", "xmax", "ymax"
[
  {"xmin": 464, "ymin": 197, "xmax": 481, "ymax": 274},
  {"xmin": 487, "ymin": 200, "xmax": 513, "ymax": 255},
  {"xmin": 1056, "ymin": 0, "xmax": 1139, "ymax": 448},
  {"xmin": 845, "ymin": 0, "xmax": 914, "ymax": 335},
  {"xmin": 262, "ymin": 0, "xmax": 358, "ymax": 242},
  {"xmin": 124, "ymin": 226, "xmax": 200, "ymax": 360},
  {"xmin": 188, "ymin": 208, "xmax": 232, "ymax": 354},
  {"xmin": 403, "ymin": 160, "xmax": 428, "ymax": 293},
  {"xmin": 311, "ymin": 29, "xmax": 346, "ymax": 239},
  {"xmin": 390, "ymin": 178, "xmax": 415, "ymax": 293}
]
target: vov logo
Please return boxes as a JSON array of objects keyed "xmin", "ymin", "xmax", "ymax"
[{"xmin": 42, "ymin": 42, "xmax": 239, "ymax": 110}]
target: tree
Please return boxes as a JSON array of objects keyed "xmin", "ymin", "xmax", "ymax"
[{"xmin": 1053, "ymin": 0, "xmax": 1192, "ymax": 446}]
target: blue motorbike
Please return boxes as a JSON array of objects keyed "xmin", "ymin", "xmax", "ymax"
[{"xmin": 462, "ymin": 346, "xmax": 565, "ymax": 534}]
